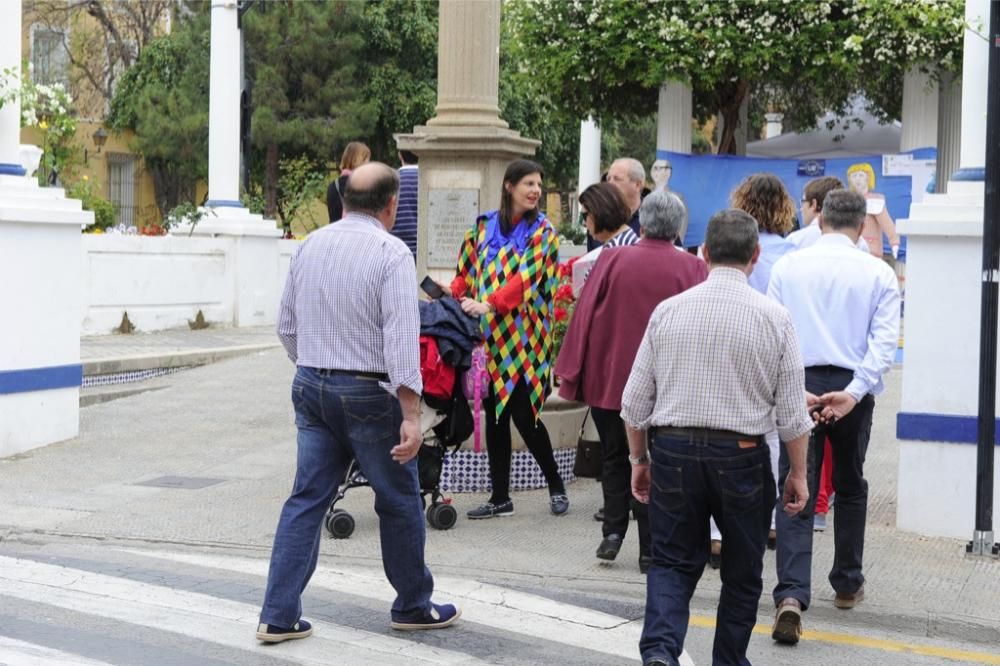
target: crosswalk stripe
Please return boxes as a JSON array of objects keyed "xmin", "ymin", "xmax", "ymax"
[
  {"xmin": 0, "ymin": 556, "xmax": 483, "ymax": 666},
  {"xmin": 0, "ymin": 636, "xmax": 115, "ymax": 666},
  {"xmin": 124, "ymin": 549, "xmax": 695, "ymax": 666}
]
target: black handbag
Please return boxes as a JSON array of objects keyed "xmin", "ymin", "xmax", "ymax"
[{"xmin": 572, "ymin": 409, "xmax": 603, "ymax": 479}]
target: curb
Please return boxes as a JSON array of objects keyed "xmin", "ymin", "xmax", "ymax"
[{"xmin": 82, "ymin": 344, "xmax": 281, "ymax": 376}]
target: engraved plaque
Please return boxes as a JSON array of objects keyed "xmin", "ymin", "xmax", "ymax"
[{"xmin": 427, "ymin": 188, "xmax": 479, "ymax": 269}]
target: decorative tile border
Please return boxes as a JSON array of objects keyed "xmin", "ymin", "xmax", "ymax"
[
  {"xmin": 440, "ymin": 448, "xmax": 577, "ymax": 493},
  {"xmin": 82, "ymin": 366, "xmax": 192, "ymax": 389}
]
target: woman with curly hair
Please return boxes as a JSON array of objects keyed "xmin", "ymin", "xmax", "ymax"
[{"xmin": 730, "ymin": 173, "xmax": 797, "ymax": 294}]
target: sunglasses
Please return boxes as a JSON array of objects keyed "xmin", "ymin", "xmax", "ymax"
[{"xmin": 577, "ymin": 211, "xmax": 589, "ymax": 226}]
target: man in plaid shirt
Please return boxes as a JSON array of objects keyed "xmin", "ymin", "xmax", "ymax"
[{"xmin": 622, "ymin": 209, "xmax": 814, "ymax": 666}]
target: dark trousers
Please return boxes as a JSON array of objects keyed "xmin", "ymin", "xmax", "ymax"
[
  {"xmin": 773, "ymin": 366, "xmax": 874, "ymax": 610},
  {"xmin": 591, "ymin": 406, "xmax": 649, "ymax": 553},
  {"xmin": 483, "ymin": 379, "xmax": 565, "ymax": 504},
  {"xmin": 641, "ymin": 431, "xmax": 775, "ymax": 666}
]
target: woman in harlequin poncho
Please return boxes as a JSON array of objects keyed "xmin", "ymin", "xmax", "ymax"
[{"xmin": 449, "ymin": 159, "xmax": 569, "ymax": 520}]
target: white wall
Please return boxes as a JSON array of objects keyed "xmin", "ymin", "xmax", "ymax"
[
  {"xmin": 80, "ymin": 235, "xmax": 300, "ymax": 335},
  {"xmin": 898, "ymin": 441, "xmax": 1000, "ymax": 539}
]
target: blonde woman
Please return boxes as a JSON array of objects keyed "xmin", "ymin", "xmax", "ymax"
[
  {"xmin": 327, "ymin": 142, "xmax": 371, "ymax": 223},
  {"xmin": 847, "ymin": 162, "xmax": 899, "ymax": 260}
]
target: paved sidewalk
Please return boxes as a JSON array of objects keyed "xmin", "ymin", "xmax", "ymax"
[
  {"xmin": 12, "ymin": 326, "xmax": 995, "ymax": 659},
  {"xmin": 81, "ymin": 325, "xmax": 280, "ymax": 375}
]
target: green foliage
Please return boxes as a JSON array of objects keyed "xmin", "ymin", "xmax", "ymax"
[
  {"xmin": 244, "ymin": 1, "xmax": 376, "ymax": 163},
  {"xmin": 161, "ymin": 201, "xmax": 216, "ymax": 234},
  {"xmin": 276, "ymin": 156, "xmax": 328, "ymax": 234},
  {"xmin": 506, "ymin": 0, "xmax": 966, "ymax": 153},
  {"xmin": 108, "ymin": 11, "xmax": 210, "ymax": 216},
  {"xmin": 360, "ymin": 0, "xmax": 439, "ymax": 162},
  {"xmin": 68, "ymin": 177, "xmax": 116, "ymax": 232}
]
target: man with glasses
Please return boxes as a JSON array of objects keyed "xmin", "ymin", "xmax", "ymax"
[{"xmin": 789, "ymin": 176, "xmax": 869, "ymax": 253}]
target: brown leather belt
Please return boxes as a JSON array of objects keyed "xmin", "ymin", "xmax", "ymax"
[{"xmin": 650, "ymin": 427, "xmax": 764, "ymax": 444}]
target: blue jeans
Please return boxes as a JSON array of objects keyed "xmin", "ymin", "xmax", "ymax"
[
  {"xmin": 641, "ymin": 431, "xmax": 775, "ymax": 666},
  {"xmin": 259, "ymin": 367, "xmax": 434, "ymax": 627}
]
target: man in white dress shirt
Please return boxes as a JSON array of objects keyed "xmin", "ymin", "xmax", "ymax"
[
  {"xmin": 788, "ymin": 176, "xmax": 869, "ymax": 254},
  {"xmin": 767, "ymin": 189, "xmax": 900, "ymax": 644}
]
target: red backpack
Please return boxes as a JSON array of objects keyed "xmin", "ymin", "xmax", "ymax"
[{"xmin": 419, "ymin": 336, "xmax": 455, "ymax": 400}]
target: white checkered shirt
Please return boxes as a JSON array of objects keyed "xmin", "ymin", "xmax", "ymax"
[
  {"xmin": 621, "ymin": 267, "xmax": 814, "ymax": 442},
  {"xmin": 277, "ymin": 212, "xmax": 422, "ymax": 396}
]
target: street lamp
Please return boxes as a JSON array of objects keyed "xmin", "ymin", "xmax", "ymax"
[{"xmin": 85, "ymin": 127, "xmax": 108, "ymax": 164}]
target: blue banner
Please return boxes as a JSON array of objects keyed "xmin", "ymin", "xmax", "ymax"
[{"xmin": 659, "ymin": 148, "xmax": 937, "ymax": 259}]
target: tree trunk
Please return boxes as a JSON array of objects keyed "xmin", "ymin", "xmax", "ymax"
[
  {"xmin": 264, "ymin": 142, "xmax": 279, "ymax": 219},
  {"xmin": 715, "ymin": 80, "xmax": 750, "ymax": 155},
  {"xmin": 149, "ymin": 164, "xmax": 195, "ymax": 220}
]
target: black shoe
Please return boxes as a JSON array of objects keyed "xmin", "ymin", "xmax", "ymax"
[
  {"xmin": 549, "ymin": 494, "xmax": 570, "ymax": 515},
  {"xmin": 256, "ymin": 619, "xmax": 313, "ymax": 643},
  {"xmin": 639, "ymin": 554, "xmax": 652, "ymax": 574},
  {"xmin": 596, "ymin": 534, "xmax": 623, "ymax": 560},
  {"xmin": 593, "ymin": 507, "xmax": 605, "ymax": 522},
  {"xmin": 466, "ymin": 500, "xmax": 514, "ymax": 519},
  {"xmin": 709, "ymin": 539, "xmax": 722, "ymax": 570}
]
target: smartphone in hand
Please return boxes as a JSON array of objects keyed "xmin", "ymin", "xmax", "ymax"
[{"xmin": 420, "ymin": 276, "xmax": 446, "ymax": 299}]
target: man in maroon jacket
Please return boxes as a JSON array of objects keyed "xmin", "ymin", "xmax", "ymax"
[{"xmin": 556, "ymin": 191, "xmax": 707, "ymax": 572}]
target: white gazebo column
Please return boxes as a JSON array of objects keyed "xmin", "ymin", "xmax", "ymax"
[
  {"xmin": 656, "ymin": 81, "xmax": 692, "ymax": 155},
  {"xmin": 577, "ymin": 117, "xmax": 601, "ymax": 193},
  {"xmin": 895, "ymin": 0, "xmax": 996, "ymax": 540},
  {"xmin": 0, "ymin": 2, "xmax": 25, "ymax": 176},
  {"xmin": 935, "ymin": 70, "xmax": 962, "ymax": 194},
  {"xmin": 900, "ymin": 67, "xmax": 939, "ymax": 152},
  {"xmin": 185, "ymin": 0, "xmax": 282, "ymax": 329},
  {"xmin": 206, "ymin": 0, "xmax": 241, "ymax": 207},
  {"xmin": 0, "ymin": 2, "xmax": 93, "ymax": 458}
]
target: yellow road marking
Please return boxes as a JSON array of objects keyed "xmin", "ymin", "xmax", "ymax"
[{"xmin": 687, "ymin": 615, "xmax": 1000, "ymax": 664}]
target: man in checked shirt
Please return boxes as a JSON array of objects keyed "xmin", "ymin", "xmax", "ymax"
[
  {"xmin": 257, "ymin": 163, "xmax": 459, "ymax": 644},
  {"xmin": 621, "ymin": 209, "xmax": 814, "ymax": 666}
]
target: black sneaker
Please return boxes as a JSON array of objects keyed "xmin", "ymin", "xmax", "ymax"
[
  {"xmin": 391, "ymin": 602, "xmax": 461, "ymax": 630},
  {"xmin": 550, "ymin": 494, "xmax": 570, "ymax": 515},
  {"xmin": 256, "ymin": 619, "xmax": 313, "ymax": 643},
  {"xmin": 639, "ymin": 554, "xmax": 653, "ymax": 574},
  {"xmin": 466, "ymin": 500, "xmax": 514, "ymax": 519}
]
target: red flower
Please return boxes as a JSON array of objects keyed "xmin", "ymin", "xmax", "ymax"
[
  {"xmin": 554, "ymin": 306, "xmax": 569, "ymax": 322},
  {"xmin": 558, "ymin": 263, "xmax": 570, "ymax": 278},
  {"xmin": 555, "ymin": 284, "xmax": 574, "ymax": 302},
  {"xmin": 567, "ymin": 255, "xmax": 581, "ymax": 268}
]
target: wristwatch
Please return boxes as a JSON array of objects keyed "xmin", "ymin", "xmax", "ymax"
[{"xmin": 629, "ymin": 451, "xmax": 650, "ymax": 466}]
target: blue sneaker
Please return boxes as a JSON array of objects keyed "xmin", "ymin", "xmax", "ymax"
[
  {"xmin": 256, "ymin": 619, "xmax": 313, "ymax": 643},
  {"xmin": 391, "ymin": 603, "xmax": 461, "ymax": 631},
  {"xmin": 550, "ymin": 494, "xmax": 569, "ymax": 515},
  {"xmin": 466, "ymin": 500, "xmax": 514, "ymax": 519}
]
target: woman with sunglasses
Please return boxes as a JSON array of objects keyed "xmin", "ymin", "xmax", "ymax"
[{"xmin": 450, "ymin": 159, "xmax": 568, "ymax": 520}]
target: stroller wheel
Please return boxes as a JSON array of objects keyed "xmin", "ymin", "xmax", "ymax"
[
  {"xmin": 427, "ymin": 503, "xmax": 458, "ymax": 531},
  {"xmin": 326, "ymin": 509, "xmax": 355, "ymax": 539}
]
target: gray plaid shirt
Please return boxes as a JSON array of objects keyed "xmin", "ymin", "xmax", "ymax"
[
  {"xmin": 277, "ymin": 213, "xmax": 422, "ymax": 396},
  {"xmin": 621, "ymin": 267, "xmax": 813, "ymax": 443}
]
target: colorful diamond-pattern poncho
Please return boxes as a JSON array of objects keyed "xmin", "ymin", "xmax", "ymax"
[{"xmin": 455, "ymin": 211, "xmax": 560, "ymax": 421}]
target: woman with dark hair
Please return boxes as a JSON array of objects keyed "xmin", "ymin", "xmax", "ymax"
[
  {"xmin": 327, "ymin": 141, "xmax": 371, "ymax": 223},
  {"xmin": 579, "ymin": 182, "xmax": 637, "ymax": 248},
  {"xmin": 450, "ymin": 159, "xmax": 568, "ymax": 519}
]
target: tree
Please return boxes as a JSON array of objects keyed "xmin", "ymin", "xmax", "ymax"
[
  {"xmin": 25, "ymin": 0, "xmax": 172, "ymax": 118},
  {"xmin": 107, "ymin": 12, "xmax": 210, "ymax": 219},
  {"xmin": 359, "ymin": 0, "xmax": 439, "ymax": 162},
  {"xmin": 506, "ymin": 0, "xmax": 965, "ymax": 154},
  {"xmin": 243, "ymin": 1, "xmax": 376, "ymax": 218}
]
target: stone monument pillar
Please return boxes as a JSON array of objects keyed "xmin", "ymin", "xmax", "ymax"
[
  {"xmin": 895, "ymin": 0, "xmax": 996, "ymax": 540},
  {"xmin": 396, "ymin": 0, "xmax": 539, "ymax": 283},
  {"xmin": 183, "ymin": 0, "xmax": 283, "ymax": 329},
  {"xmin": 900, "ymin": 67, "xmax": 939, "ymax": 152},
  {"xmin": 0, "ymin": 1, "xmax": 93, "ymax": 457}
]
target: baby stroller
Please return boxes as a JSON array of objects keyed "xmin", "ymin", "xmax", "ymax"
[{"xmin": 324, "ymin": 356, "xmax": 475, "ymax": 539}]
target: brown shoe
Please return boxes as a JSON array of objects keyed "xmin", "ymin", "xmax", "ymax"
[
  {"xmin": 767, "ymin": 529, "xmax": 777, "ymax": 550},
  {"xmin": 771, "ymin": 599, "xmax": 802, "ymax": 645},
  {"xmin": 834, "ymin": 586, "xmax": 865, "ymax": 609}
]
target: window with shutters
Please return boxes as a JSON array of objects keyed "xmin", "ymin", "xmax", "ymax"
[
  {"xmin": 106, "ymin": 152, "xmax": 139, "ymax": 228},
  {"xmin": 30, "ymin": 26, "xmax": 69, "ymax": 87}
]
